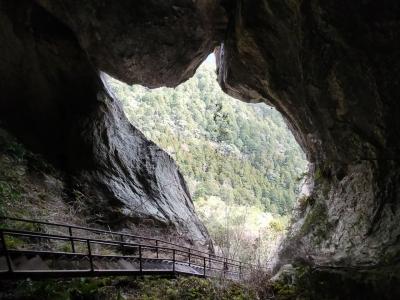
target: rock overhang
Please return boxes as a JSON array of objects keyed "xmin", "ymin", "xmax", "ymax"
[{"xmin": 0, "ymin": 1, "xmax": 399, "ymax": 291}]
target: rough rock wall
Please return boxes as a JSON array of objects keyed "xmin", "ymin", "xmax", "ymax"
[
  {"xmin": 35, "ymin": 0, "xmax": 227, "ymax": 88},
  {"xmin": 216, "ymin": 0, "xmax": 400, "ymax": 271},
  {"xmin": 0, "ymin": 0, "xmax": 227, "ymax": 247},
  {"xmin": 1, "ymin": 0, "xmax": 400, "ymax": 284}
]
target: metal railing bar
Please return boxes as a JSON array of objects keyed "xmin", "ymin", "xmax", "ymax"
[
  {"xmin": 5, "ymin": 249, "xmax": 217, "ymax": 269},
  {"xmin": 0, "ymin": 216, "xmax": 246, "ymax": 265},
  {"xmin": 3, "ymin": 233, "xmax": 233, "ymax": 268},
  {"xmin": 0, "ymin": 218, "xmax": 262, "ymax": 274},
  {"xmin": 0, "ymin": 269, "xmax": 236, "ymax": 277},
  {"xmin": 1, "ymin": 216, "xmax": 190, "ymax": 251},
  {"xmin": 6, "ymin": 249, "xmax": 145, "ymax": 261},
  {"xmin": 6, "ymin": 249, "xmax": 87, "ymax": 256},
  {"xmin": 1, "ymin": 229, "xmax": 143, "ymax": 249},
  {"xmin": 2, "ymin": 230, "xmax": 74, "ymax": 242}
]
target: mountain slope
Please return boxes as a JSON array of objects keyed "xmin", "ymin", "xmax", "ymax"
[{"xmin": 105, "ymin": 62, "xmax": 307, "ymax": 215}]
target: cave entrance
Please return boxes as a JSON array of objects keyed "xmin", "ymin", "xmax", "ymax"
[{"xmin": 105, "ymin": 54, "xmax": 308, "ymax": 265}]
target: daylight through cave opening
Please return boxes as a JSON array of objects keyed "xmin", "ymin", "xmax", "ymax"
[
  {"xmin": 2, "ymin": 0, "xmax": 399, "ymax": 296},
  {"xmin": 104, "ymin": 54, "xmax": 308, "ymax": 265}
]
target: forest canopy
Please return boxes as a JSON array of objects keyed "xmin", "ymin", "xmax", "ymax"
[
  {"xmin": 105, "ymin": 57, "xmax": 308, "ymax": 262},
  {"xmin": 105, "ymin": 60, "xmax": 307, "ymax": 215}
]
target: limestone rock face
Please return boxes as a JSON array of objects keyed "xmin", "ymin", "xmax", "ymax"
[
  {"xmin": 216, "ymin": 0, "xmax": 400, "ymax": 272},
  {"xmin": 76, "ymin": 85, "xmax": 210, "ymax": 244},
  {"xmin": 35, "ymin": 0, "xmax": 228, "ymax": 88},
  {"xmin": 0, "ymin": 0, "xmax": 214, "ymax": 247},
  {"xmin": 1, "ymin": 0, "xmax": 400, "ymax": 292}
]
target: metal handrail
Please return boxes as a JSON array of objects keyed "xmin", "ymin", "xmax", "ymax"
[
  {"xmin": 0, "ymin": 232, "xmax": 240, "ymax": 278},
  {"xmin": 0, "ymin": 216, "xmax": 253, "ymax": 266},
  {"xmin": 0, "ymin": 222, "xmax": 261, "ymax": 278},
  {"xmin": 0, "ymin": 228, "xmax": 240, "ymax": 267}
]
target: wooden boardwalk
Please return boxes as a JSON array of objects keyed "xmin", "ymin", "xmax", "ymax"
[{"xmin": 0, "ymin": 217, "xmax": 254, "ymax": 280}]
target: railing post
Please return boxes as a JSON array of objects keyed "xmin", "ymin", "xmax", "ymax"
[
  {"xmin": 68, "ymin": 226, "xmax": 75, "ymax": 253},
  {"xmin": 188, "ymin": 248, "xmax": 191, "ymax": 266},
  {"xmin": 224, "ymin": 258, "xmax": 227, "ymax": 271},
  {"xmin": 239, "ymin": 262, "xmax": 242, "ymax": 279},
  {"xmin": 223, "ymin": 258, "xmax": 227, "ymax": 278},
  {"xmin": 139, "ymin": 245, "xmax": 143, "ymax": 274},
  {"xmin": 87, "ymin": 239, "xmax": 94, "ymax": 272},
  {"xmin": 208, "ymin": 254, "xmax": 211, "ymax": 268},
  {"xmin": 203, "ymin": 257, "xmax": 206, "ymax": 277},
  {"xmin": 156, "ymin": 240, "xmax": 159, "ymax": 259},
  {"xmin": 120, "ymin": 234, "xmax": 125, "ymax": 255},
  {"xmin": 0, "ymin": 231, "xmax": 12, "ymax": 272},
  {"xmin": 172, "ymin": 249, "xmax": 175, "ymax": 273}
]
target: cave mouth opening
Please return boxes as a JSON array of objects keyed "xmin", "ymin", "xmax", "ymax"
[{"xmin": 104, "ymin": 53, "xmax": 308, "ymax": 265}]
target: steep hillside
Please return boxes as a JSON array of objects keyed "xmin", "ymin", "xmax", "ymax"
[
  {"xmin": 105, "ymin": 62, "xmax": 307, "ymax": 263},
  {"xmin": 105, "ymin": 62, "xmax": 307, "ymax": 216}
]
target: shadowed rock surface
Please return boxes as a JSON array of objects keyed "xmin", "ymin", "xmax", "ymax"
[
  {"xmin": 216, "ymin": 0, "xmax": 400, "ymax": 269},
  {"xmin": 35, "ymin": 0, "xmax": 227, "ymax": 88},
  {"xmin": 1, "ymin": 0, "xmax": 400, "ymax": 298},
  {"xmin": 0, "ymin": 0, "xmax": 213, "ymax": 247},
  {"xmin": 216, "ymin": 0, "xmax": 400, "ymax": 298}
]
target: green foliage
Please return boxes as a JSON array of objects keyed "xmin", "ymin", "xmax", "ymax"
[
  {"xmin": 0, "ymin": 128, "xmax": 59, "ymax": 223},
  {"xmin": 13, "ymin": 277, "xmax": 122, "ymax": 300},
  {"xmin": 132, "ymin": 276, "xmax": 255, "ymax": 300},
  {"xmin": 299, "ymin": 202, "xmax": 333, "ymax": 245},
  {"xmin": 105, "ymin": 60, "xmax": 307, "ymax": 264},
  {"xmin": 0, "ymin": 181, "xmax": 21, "ymax": 216},
  {"xmin": 297, "ymin": 195, "xmax": 312, "ymax": 213},
  {"xmin": 269, "ymin": 218, "xmax": 287, "ymax": 232},
  {"xmin": 0, "ymin": 163, "xmax": 23, "ymax": 220},
  {"xmin": 314, "ymin": 168, "xmax": 323, "ymax": 181},
  {"xmin": 271, "ymin": 280, "xmax": 297, "ymax": 299},
  {"xmin": 4, "ymin": 236, "xmax": 25, "ymax": 249},
  {"xmin": 270, "ymin": 265, "xmax": 314, "ymax": 300},
  {"xmin": 4, "ymin": 141, "xmax": 26, "ymax": 162},
  {"xmin": 105, "ymin": 61, "xmax": 307, "ymax": 216},
  {"xmin": 0, "ymin": 129, "xmax": 25, "ymax": 219},
  {"xmin": 15, "ymin": 279, "xmax": 70, "ymax": 300},
  {"xmin": 9, "ymin": 276, "xmax": 254, "ymax": 300}
]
